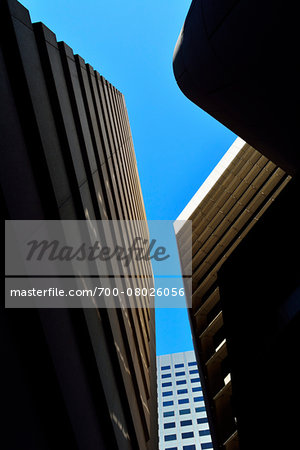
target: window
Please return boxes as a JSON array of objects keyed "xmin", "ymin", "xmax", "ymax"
[
  {"xmin": 163, "ymin": 400, "xmax": 174, "ymax": 407},
  {"xmin": 162, "ymin": 382, "xmax": 172, "ymax": 387},
  {"xmin": 197, "ymin": 417, "xmax": 208, "ymax": 424},
  {"xmin": 182, "ymin": 431, "xmax": 194, "ymax": 439},
  {"xmin": 164, "ymin": 434, "xmax": 176, "ymax": 442},
  {"xmin": 163, "ymin": 411, "xmax": 174, "ymax": 418},
  {"xmin": 188, "ymin": 361, "xmax": 197, "ymax": 366},
  {"xmin": 194, "ymin": 396, "xmax": 204, "ymax": 402},
  {"xmin": 176, "ymin": 380, "xmax": 186, "ymax": 385},
  {"xmin": 201, "ymin": 443, "xmax": 213, "ymax": 449},
  {"xmin": 175, "ymin": 371, "xmax": 185, "ymax": 377},
  {"xmin": 177, "ymin": 388, "xmax": 188, "ymax": 395},
  {"xmin": 199, "ymin": 430, "xmax": 210, "ymax": 437},
  {"xmin": 180, "ymin": 419, "xmax": 192, "ymax": 426},
  {"xmin": 192, "ymin": 386, "xmax": 202, "ymax": 392},
  {"xmin": 189, "ymin": 369, "xmax": 198, "ymax": 374},
  {"xmin": 191, "ymin": 378, "xmax": 200, "ymax": 383},
  {"xmin": 162, "ymin": 373, "xmax": 171, "ymax": 379},
  {"xmin": 179, "ymin": 408, "xmax": 191, "ymax": 415},
  {"xmin": 178, "ymin": 398, "xmax": 189, "ymax": 405},
  {"xmin": 183, "ymin": 445, "xmax": 196, "ymax": 450},
  {"xmin": 195, "ymin": 406, "xmax": 206, "ymax": 413},
  {"xmin": 164, "ymin": 422, "xmax": 176, "ymax": 429},
  {"xmin": 161, "ymin": 365, "xmax": 171, "ymax": 370},
  {"xmin": 163, "ymin": 391, "xmax": 173, "ymax": 397},
  {"xmin": 175, "ymin": 363, "xmax": 184, "ymax": 368},
  {"xmin": 166, "ymin": 448, "xmax": 177, "ymax": 450}
]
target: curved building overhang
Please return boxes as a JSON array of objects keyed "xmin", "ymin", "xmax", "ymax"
[{"xmin": 173, "ymin": 0, "xmax": 299, "ymax": 175}]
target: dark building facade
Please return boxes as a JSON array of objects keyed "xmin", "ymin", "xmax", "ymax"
[
  {"xmin": 173, "ymin": 0, "xmax": 299, "ymax": 175},
  {"xmin": 173, "ymin": 3, "xmax": 300, "ymax": 449},
  {"xmin": 1, "ymin": 0, "xmax": 157, "ymax": 449}
]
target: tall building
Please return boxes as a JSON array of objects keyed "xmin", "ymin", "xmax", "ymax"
[
  {"xmin": 157, "ymin": 350, "xmax": 213, "ymax": 450},
  {"xmin": 1, "ymin": 0, "xmax": 157, "ymax": 449},
  {"xmin": 175, "ymin": 138, "xmax": 298, "ymax": 449}
]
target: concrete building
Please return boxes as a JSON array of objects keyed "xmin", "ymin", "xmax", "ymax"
[
  {"xmin": 175, "ymin": 138, "xmax": 298, "ymax": 449},
  {"xmin": 157, "ymin": 350, "xmax": 213, "ymax": 450},
  {"xmin": 1, "ymin": 0, "xmax": 157, "ymax": 449}
]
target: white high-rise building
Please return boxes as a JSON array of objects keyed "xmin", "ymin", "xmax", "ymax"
[{"xmin": 157, "ymin": 351, "xmax": 213, "ymax": 450}]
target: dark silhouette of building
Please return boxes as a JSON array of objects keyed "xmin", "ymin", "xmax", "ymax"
[
  {"xmin": 173, "ymin": 0, "xmax": 299, "ymax": 175},
  {"xmin": 173, "ymin": 2, "xmax": 300, "ymax": 449},
  {"xmin": 1, "ymin": 0, "xmax": 157, "ymax": 449}
]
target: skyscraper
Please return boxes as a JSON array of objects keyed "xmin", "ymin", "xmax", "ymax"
[
  {"xmin": 1, "ymin": 0, "xmax": 157, "ymax": 448},
  {"xmin": 157, "ymin": 350, "xmax": 213, "ymax": 450},
  {"xmin": 175, "ymin": 138, "xmax": 295, "ymax": 449}
]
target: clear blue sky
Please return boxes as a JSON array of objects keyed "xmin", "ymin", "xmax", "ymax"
[{"xmin": 20, "ymin": 0, "xmax": 236, "ymax": 355}]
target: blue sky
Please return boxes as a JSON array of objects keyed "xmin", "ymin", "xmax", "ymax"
[{"xmin": 20, "ymin": 0, "xmax": 236, "ymax": 355}]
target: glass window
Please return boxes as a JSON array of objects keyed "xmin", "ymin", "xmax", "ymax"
[
  {"xmin": 177, "ymin": 388, "xmax": 188, "ymax": 395},
  {"xmin": 164, "ymin": 434, "xmax": 176, "ymax": 442},
  {"xmin": 163, "ymin": 411, "xmax": 174, "ymax": 418},
  {"xmin": 163, "ymin": 400, "xmax": 174, "ymax": 407},
  {"xmin": 192, "ymin": 386, "xmax": 202, "ymax": 392},
  {"xmin": 162, "ymin": 382, "xmax": 172, "ymax": 387},
  {"xmin": 197, "ymin": 417, "xmax": 208, "ymax": 424},
  {"xmin": 199, "ymin": 430, "xmax": 211, "ymax": 437},
  {"xmin": 195, "ymin": 406, "xmax": 206, "ymax": 413},
  {"xmin": 163, "ymin": 391, "xmax": 173, "ymax": 397},
  {"xmin": 179, "ymin": 408, "xmax": 191, "ymax": 415},
  {"xmin": 175, "ymin": 363, "xmax": 184, "ymax": 368},
  {"xmin": 194, "ymin": 396, "xmax": 204, "ymax": 402},
  {"xmin": 175, "ymin": 371, "xmax": 185, "ymax": 377},
  {"xmin": 178, "ymin": 398, "xmax": 189, "ymax": 405},
  {"xmin": 188, "ymin": 361, "xmax": 197, "ymax": 366},
  {"xmin": 166, "ymin": 447, "xmax": 177, "ymax": 450},
  {"xmin": 191, "ymin": 378, "xmax": 200, "ymax": 383},
  {"xmin": 182, "ymin": 431, "xmax": 194, "ymax": 439},
  {"xmin": 183, "ymin": 445, "xmax": 196, "ymax": 450},
  {"xmin": 201, "ymin": 443, "xmax": 213, "ymax": 449},
  {"xmin": 176, "ymin": 380, "xmax": 186, "ymax": 385},
  {"xmin": 162, "ymin": 373, "xmax": 171, "ymax": 379},
  {"xmin": 189, "ymin": 369, "xmax": 198, "ymax": 374},
  {"xmin": 164, "ymin": 422, "xmax": 176, "ymax": 429},
  {"xmin": 180, "ymin": 419, "xmax": 192, "ymax": 426},
  {"xmin": 161, "ymin": 365, "xmax": 171, "ymax": 370}
]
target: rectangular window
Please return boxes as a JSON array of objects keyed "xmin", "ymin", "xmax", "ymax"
[
  {"xmin": 175, "ymin": 371, "xmax": 185, "ymax": 376},
  {"xmin": 189, "ymin": 369, "xmax": 198, "ymax": 374},
  {"xmin": 162, "ymin": 382, "xmax": 172, "ymax": 387},
  {"xmin": 162, "ymin": 373, "xmax": 171, "ymax": 379},
  {"xmin": 191, "ymin": 378, "xmax": 200, "ymax": 383},
  {"xmin": 194, "ymin": 396, "xmax": 204, "ymax": 402},
  {"xmin": 178, "ymin": 398, "xmax": 189, "ymax": 405},
  {"xmin": 164, "ymin": 422, "xmax": 176, "ymax": 429},
  {"xmin": 164, "ymin": 434, "xmax": 176, "ymax": 442},
  {"xmin": 175, "ymin": 363, "xmax": 184, "ymax": 368},
  {"xmin": 163, "ymin": 411, "xmax": 175, "ymax": 418},
  {"xmin": 182, "ymin": 431, "xmax": 194, "ymax": 439},
  {"xmin": 199, "ymin": 430, "xmax": 211, "ymax": 437},
  {"xmin": 180, "ymin": 419, "xmax": 192, "ymax": 426},
  {"xmin": 161, "ymin": 365, "xmax": 171, "ymax": 370},
  {"xmin": 163, "ymin": 391, "xmax": 173, "ymax": 397},
  {"xmin": 188, "ymin": 361, "xmax": 197, "ymax": 366},
  {"xmin": 165, "ymin": 447, "xmax": 177, "ymax": 450},
  {"xmin": 201, "ymin": 443, "xmax": 213, "ymax": 449},
  {"xmin": 183, "ymin": 445, "xmax": 196, "ymax": 450},
  {"xmin": 177, "ymin": 388, "xmax": 188, "ymax": 395},
  {"xmin": 197, "ymin": 417, "xmax": 208, "ymax": 424},
  {"xmin": 192, "ymin": 386, "xmax": 202, "ymax": 392},
  {"xmin": 176, "ymin": 380, "xmax": 186, "ymax": 385},
  {"xmin": 195, "ymin": 406, "xmax": 206, "ymax": 413},
  {"xmin": 163, "ymin": 400, "xmax": 174, "ymax": 407},
  {"xmin": 179, "ymin": 408, "xmax": 191, "ymax": 415}
]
